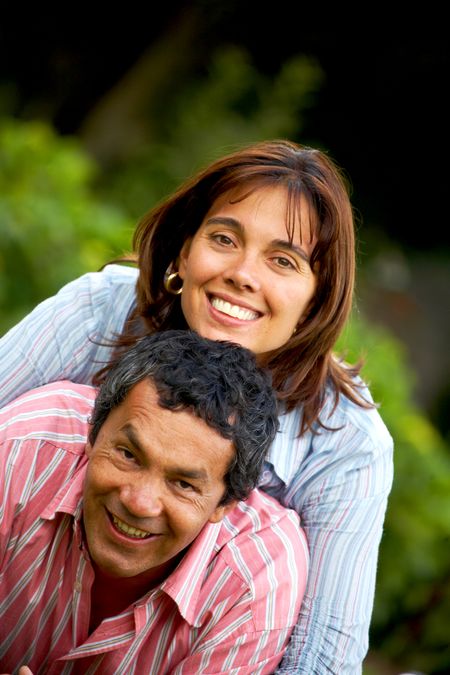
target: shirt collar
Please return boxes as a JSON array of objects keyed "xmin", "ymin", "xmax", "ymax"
[
  {"xmin": 157, "ymin": 520, "xmax": 222, "ymax": 627},
  {"xmin": 41, "ymin": 457, "xmax": 88, "ymax": 521}
]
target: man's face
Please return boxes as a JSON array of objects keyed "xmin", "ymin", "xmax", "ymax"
[{"xmin": 83, "ymin": 379, "xmax": 236, "ymax": 580}]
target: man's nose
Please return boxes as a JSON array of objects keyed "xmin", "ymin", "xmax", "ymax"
[{"xmin": 119, "ymin": 479, "xmax": 163, "ymax": 518}]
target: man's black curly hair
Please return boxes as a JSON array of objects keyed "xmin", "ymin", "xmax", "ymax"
[{"xmin": 89, "ymin": 330, "xmax": 278, "ymax": 504}]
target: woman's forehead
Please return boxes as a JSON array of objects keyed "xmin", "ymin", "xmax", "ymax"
[{"xmin": 205, "ymin": 181, "xmax": 317, "ymax": 246}]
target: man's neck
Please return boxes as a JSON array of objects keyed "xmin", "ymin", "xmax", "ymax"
[{"xmin": 89, "ymin": 559, "xmax": 179, "ymax": 634}]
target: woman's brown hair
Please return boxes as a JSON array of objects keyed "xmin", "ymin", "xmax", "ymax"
[{"xmin": 106, "ymin": 139, "xmax": 370, "ymax": 433}]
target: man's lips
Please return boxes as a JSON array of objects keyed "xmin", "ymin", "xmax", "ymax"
[
  {"xmin": 208, "ymin": 294, "xmax": 261, "ymax": 321},
  {"xmin": 109, "ymin": 512, "xmax": 158, "ymax": 540}
]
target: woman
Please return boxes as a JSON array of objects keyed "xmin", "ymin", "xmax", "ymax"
[{"xmin": 0, "ymin": 140, "xmax": 393, "ymax": 673}]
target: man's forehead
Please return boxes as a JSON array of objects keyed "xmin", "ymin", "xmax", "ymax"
[{"xmin": 110, "ymin": 380, "xmax": 235, "ymax": 475}]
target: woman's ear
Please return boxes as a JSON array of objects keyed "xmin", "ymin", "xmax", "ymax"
[{"xmin": 178, "ymin": 239, "xmax": 192, "ymax": 280}]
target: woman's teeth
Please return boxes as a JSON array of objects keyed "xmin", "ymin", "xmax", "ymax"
[
  {"xmin": 112, "ymin": 514, "xmax": 151, "ymax": 539},
  {"xmin": 211, "ymin": 297, "xmax": 258, "ymax": 321}
]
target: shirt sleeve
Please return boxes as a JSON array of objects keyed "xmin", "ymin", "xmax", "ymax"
[
  {"xmin": 275, "ymin": 418, "xmax": 394, "ymax": 674},
  {"xmin": 0, "ymin": 265, "xmax": 136, "ymax": 407}
]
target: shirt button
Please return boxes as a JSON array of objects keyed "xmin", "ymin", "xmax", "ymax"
[{"xmin": 74, "ymin": 581, "xmax": 82, "ymax": 593}]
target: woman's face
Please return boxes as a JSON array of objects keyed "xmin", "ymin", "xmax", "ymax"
[{"xmin": 178, "ymin": 184, "xmax": 317, "ymax": 356}]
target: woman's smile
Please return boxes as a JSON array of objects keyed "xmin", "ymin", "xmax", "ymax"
[{"xmin": 208, "ymin": 293, "xmax": 262, "ymax": 323}]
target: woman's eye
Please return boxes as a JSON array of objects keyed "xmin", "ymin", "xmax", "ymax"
[{"xmin": 273, "ymin": 255, "xmax": 296, "ymax": 270}]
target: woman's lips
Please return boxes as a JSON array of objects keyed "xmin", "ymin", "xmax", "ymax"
[{"xmin": 208, "ymin": 295, "xmax": 261, "ymax": 321}]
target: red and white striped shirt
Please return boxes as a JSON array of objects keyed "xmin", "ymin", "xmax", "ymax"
[{"xmin": 0, "ymin": 382, "xmax": 308, "ymax": 674}]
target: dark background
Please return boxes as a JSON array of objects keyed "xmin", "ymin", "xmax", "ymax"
[{"xmin": 1, "ymin": 4, "xmax": 448, "ymax": 252}]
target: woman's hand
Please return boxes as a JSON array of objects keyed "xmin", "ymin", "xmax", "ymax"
[{"xmin": 0, "ymin": 667, "xmax": 33, "ymax": 675}]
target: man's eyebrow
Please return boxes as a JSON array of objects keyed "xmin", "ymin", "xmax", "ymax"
[
  {"xmin": 121, "ymin": 423, "xmax": 145, "ymax": 452},
  {"xmin": 120, "ymin": 423, "xmax": 209, "ymax": 482},
  {"xmin": 170, "ymin": 467, "xmax": 209, "ymax": 482},
  {"xmin": 205, "ymin": 216, "xmax": 311, "ymax": 264}
]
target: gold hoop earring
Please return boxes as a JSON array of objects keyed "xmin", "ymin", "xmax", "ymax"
[{"xmin": 164, "ymin": 271, "xmax": 183, "ymax": 295}]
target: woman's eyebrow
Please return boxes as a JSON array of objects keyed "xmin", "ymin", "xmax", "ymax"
[{"xmin": 205, "ymin": 216, "xmax": 241, "ymax": 228}]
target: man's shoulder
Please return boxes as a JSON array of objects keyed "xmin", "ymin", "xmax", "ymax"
[
  {"xmin": 0, "ymin": 381, "xmax": 96, "ymax": 450},
  {"xmin": 219, "ymin": 489, "xmax": 307, "ymax": 576},
  {"xmin": 213, "ymin": 490, "xmax": 308, "ymax": 631},
  {"xmin": 226, "ymin": 488, "xmax": 300, "ymax": 529}
]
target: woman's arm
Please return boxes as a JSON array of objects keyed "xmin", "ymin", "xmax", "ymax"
[
  {"xmin": 272, "ymin": 404, "xmax": 394, "ymax": 674},
  {"xmin": 0, "ymin": 265, "xmax": 137, "ymax": 407}
]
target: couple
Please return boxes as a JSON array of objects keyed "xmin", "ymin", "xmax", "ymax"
[{"xmin": 0, "ymin": 139, "xmax": 393, "ymax": 674}]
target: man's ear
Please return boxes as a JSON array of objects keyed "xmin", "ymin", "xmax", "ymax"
[
  {"xmin": 85, "ymin": 440, "xmax": 94, "ymax": 458},
  {"xmin": 178, "ymin": 238, "xmax": 192, "ymax": 280},
  {"xmin": 208, "ymin": 500, "xmax": 238, "ymax": 524}
]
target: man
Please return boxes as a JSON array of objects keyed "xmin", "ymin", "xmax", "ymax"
[{"xmin": 0, "ymin": 330, "xmax": 308, "ymax": 674}]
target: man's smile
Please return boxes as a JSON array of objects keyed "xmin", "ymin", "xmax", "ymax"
[{"xmin": 111, "ymin": 512, "xmax": 154, "ymax": 540}]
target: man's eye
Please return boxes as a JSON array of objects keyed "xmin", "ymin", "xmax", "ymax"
[
  {"xmin": 117, "ymin": 447, "xmax": 135, "ymax": 461},
  {"xmin": 211, "ymin": 233, "xmax": 234, "ymax": 247},
  {"xmin": 174, "ymin": 479, "xmax": 194, "ymax": 491}
]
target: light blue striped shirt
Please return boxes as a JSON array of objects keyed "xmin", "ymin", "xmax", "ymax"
[{"xmin": 0, "ymin": 264, "xmax": 393, "ymax": 674}]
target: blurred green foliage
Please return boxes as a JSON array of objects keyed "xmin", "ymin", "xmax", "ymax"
[
  {"xmin": 0, "ymin": 118, "xmax": 133, "ymax": 332},
  {"xmin": 1, "ymin": 46, "xmax": 449, "ymax": 674},
  {"xmin": 338, "ymin": 317, "xmax": 450, "ymax": 675}
]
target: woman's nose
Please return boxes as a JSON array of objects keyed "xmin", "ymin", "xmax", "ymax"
[
  {"xmin": 119, "ymin": 480, "xmax": 163, "ymax": 518},
  {"xmin": 224, "ymin": 254, "xmax": 261, "ymax": 292}
]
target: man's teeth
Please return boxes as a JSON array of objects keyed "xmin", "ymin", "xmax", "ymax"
[
  {"xmin": 112, "ymin": 514, "xmax": 151, "ymax": 539},
  {"xmin": 211, "ymin": 297, "xmax": 258, "ymax": 321}
]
